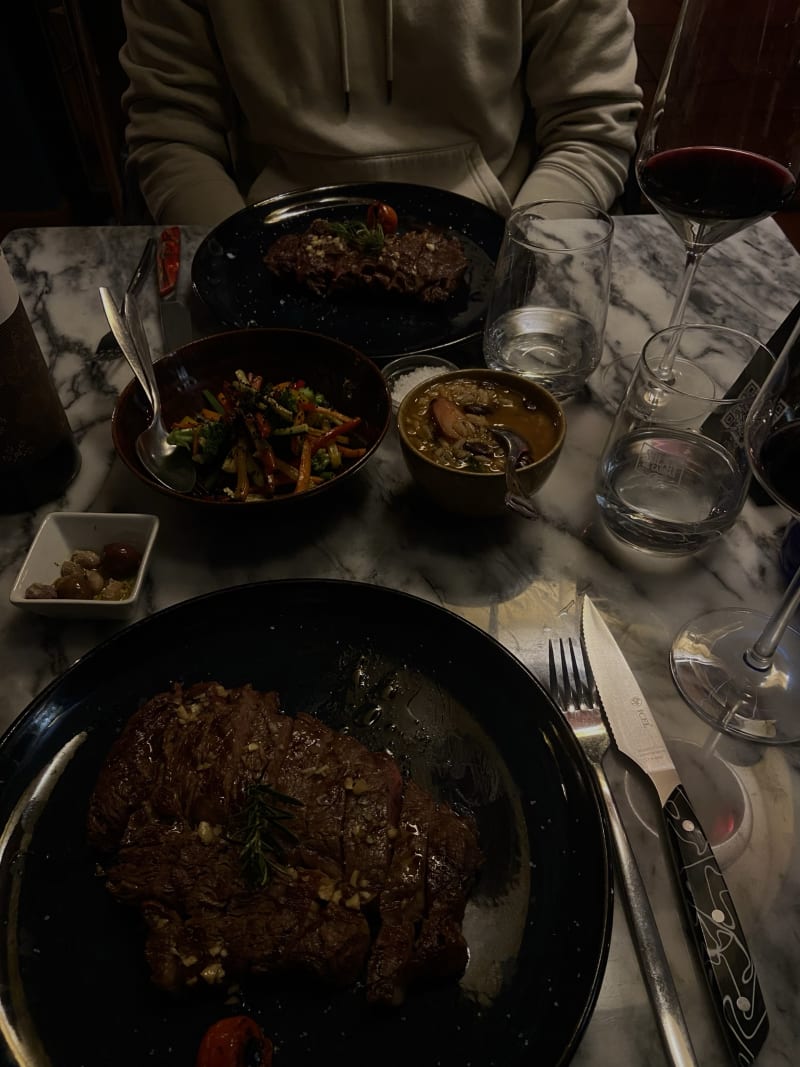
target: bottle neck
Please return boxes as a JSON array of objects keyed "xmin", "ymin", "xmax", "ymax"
[{"xmin": 0, "ymin": 251, "xmax": 21, "ymax": 326}]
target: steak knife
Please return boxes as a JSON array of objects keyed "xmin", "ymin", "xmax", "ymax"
[
  {"xmin": 581, "ymin": 595, "xmax": 769, "ymax": 1067},
  {"xmin": 157, "ymin": 226, "xmax": 193, "ymax": 353}
]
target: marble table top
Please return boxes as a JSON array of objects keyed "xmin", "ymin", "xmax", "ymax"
[{"xmin": 2, "ymin": 214, "xmax": 800, "ymax": 1067}]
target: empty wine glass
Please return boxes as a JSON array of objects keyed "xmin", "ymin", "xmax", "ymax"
[
  {"xmin": 637, "ymin": 0, "xmax": 800, "ymax": 345},
  {"xmin": 670, "ymin": 316, "xmax": 800, "ymax": 744}
]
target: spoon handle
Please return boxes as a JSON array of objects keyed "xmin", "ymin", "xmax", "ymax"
[
  {"xmin": 99, "ymin": 287, "xmax": 155, "ymax": 410},
  {"xmin": 122, "ymin": 291, "xmax": 163, "ymax": 424}
]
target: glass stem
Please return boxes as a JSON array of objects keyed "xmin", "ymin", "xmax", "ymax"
[
  {"xmin": 668, "ymin": 248, "xmax": 702, "ymax": 328},
  {"xmin": 744, "ymin": 561, "xmax": 800, "ymax": 669},
  {"xmin": 655, "ymin": 248, "xmax": 704, "ymax": 381}
]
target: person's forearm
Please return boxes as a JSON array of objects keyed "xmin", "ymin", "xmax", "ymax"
[
  {"xmin": 121, "ymin": 0, "xmax": 245, "ymax": 226},
  {"xmin": 521, "ymin": 0, "xmax": 642, "ymax": 210},
  {"xmin": 129, "ymin": 142, "xmax": 246, "ymax": 226},
  {"xmin": 513, "ymin": 140, "xmax": 633, "ymax": 210}
]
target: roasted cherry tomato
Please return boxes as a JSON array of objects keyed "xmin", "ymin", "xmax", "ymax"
[
  {"xmin": 366, "ymin": 200, "xmax": 398, "ymax": 234},
  {"xmin": 196, "ymin": 1016, "xmax": 273, "ymax": 1067}
]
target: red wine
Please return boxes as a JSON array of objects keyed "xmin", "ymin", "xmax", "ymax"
[
  {"xmin": 757, "ymin": 422, "xmax": 800, "ymax": 515},
  {"xmin": 639, "ymin": 146, "xmax": 796, "ymax": 248}
]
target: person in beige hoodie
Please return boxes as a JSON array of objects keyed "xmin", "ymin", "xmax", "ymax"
[{"xmin": 120, "ymin": 0, "xmax": 642, "ymax": 226}]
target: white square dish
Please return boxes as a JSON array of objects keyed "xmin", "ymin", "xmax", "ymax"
[{"xmin": 9, "ymin": 512, "xmax": 159, "ymax": 619}]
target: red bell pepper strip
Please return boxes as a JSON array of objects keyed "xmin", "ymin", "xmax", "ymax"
[
  {"xmin": 157, "ymin": 226, "xmax": 180, "ymax": 297},
  {"xmin": 310, "ymin": 417, "xmax": 361, "ymax": 454},
  {"xmin": 255, "ymin": 412, "xmax": 272, "ymax": 438}
]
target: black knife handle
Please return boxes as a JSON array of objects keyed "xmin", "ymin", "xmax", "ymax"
[{"xmin": 663, "ymin": 785, "xmax": 768, "ymax": 1066}]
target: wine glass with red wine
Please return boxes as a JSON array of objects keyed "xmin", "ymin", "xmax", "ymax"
[
  {"xmin": 670, "ymin": 317, "xmax": 800, "ymax": 744},
  {"xmin": 636, "ymin": 0, "xmax": 800, "ymax": 332}
]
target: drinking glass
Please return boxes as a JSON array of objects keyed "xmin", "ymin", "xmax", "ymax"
[
  {"xmin": 595, "ymin": 324, "xmax": 773, "ymax": 555},
  {"xmin": 483, "ymin": 200, "xmax": 613, "ymax": 399},
  {"xmin": 671, "ymin": 318, "xmax": 800, "ymax": 744},
  {"xmin": 637, "ymin": 0, "xmax": 800, "ymax": 336}
]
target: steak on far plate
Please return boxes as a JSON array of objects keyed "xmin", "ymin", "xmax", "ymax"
[
  {"xmin": 87, "ymin": 681, "xmax": 482, "ymax": 1006},
  {"xmin": 264, "ymin": 218, "xmax": 469, "ymax": 304}
]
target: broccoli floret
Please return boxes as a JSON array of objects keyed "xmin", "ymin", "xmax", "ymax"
[
  {"xmin": 196, "ymin": 419, "xmax": 233, "ymax": 464},
  {"xmin": 167, "ymin": 419, "xmax": 233, "ymax": 465},
  {"xmin": 275, "ymin": 387, "xmax": 299, "ymax": 412},
  {"xmin": 311, "ymin": 450, "xmax": 331, "ymax": 474}
]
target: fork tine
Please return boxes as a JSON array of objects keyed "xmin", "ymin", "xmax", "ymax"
[
  {"xmin": 548, "ymin": 639, "xmax": 561, "ymax": 705},
  {"xmin": 567, "ymin": 637, "xmax": 589, "ymax": 708},
  {"xmin": 558, "ymin": 638, "xmax": 575, "ymax": 711}
]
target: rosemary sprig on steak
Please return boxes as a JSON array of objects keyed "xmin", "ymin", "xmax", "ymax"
[
  {"xmin": 326, "ymin": 219, "xmax": 386, "ymax": 254},
  {"xmin": 228, "ymin": 781, "xmax": 303, "ymax": 887}
]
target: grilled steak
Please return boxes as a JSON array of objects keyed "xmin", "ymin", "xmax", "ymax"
[
  {"xmin": 87, "ymin": 682, "xmax": 481, "ymax": 1005},
  {"xmin": 264, "ymin": 219, "xmax": 469, "ymax": 304}
]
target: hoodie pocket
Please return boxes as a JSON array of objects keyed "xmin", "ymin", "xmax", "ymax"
[{"xmin": 247, "ymin": 142, "xmax": 513, "ymax": 217}]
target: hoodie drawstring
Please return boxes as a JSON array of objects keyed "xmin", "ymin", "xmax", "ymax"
[
  {"xmin": 385, "ymin": 0, "xmax": 393, "ymax": 104},
  {"xmin": 334, "ymin": 0, "xmax": 394, "ymax": 112},
  {"xmin": 335, "ymin": 0, "xmax": 351, "ymax": 113}
]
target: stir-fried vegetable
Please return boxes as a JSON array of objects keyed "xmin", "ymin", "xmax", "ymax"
[{"xmin": 167, "ymin": 371, "xmax": 368, "ymax": 501}]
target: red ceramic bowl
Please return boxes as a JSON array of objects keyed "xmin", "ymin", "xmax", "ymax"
[{"xmin": 111, "ymin": 328, "xmax": 391, "ymax": 510}]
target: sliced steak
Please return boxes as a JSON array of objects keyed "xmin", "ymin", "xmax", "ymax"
[
  {"xmin": 366, "ymin": 782, "xmax": 433, "ymax": 1005},
  {"xmin": 87, "ymin": 682, "xmax": 482, "ymax": 1004},
  {"xmin": 411, "ymin": 799, "xmax": 482, "ymax": 979},
  {"xmin": 264, "ymin": 219, "xmax": 468, "ymax": 304}
]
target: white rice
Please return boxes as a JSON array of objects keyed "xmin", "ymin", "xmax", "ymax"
[{"xmin": 390, "ymin": 365, "xmax": 450, "ymax": 409}]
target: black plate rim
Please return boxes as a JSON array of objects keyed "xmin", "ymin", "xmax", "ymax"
[{"xmin": 0, "ymin": 579, "xmax": 612, "ymax": 1067}]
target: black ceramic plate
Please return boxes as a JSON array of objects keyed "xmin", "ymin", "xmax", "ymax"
[
  {"xmin": 0, "ymin": 581, "xmax": 611, "ymax": 1067},
  {"xmin": 191, "ymin": 182, "xmax": 505, "ymax": 360}
]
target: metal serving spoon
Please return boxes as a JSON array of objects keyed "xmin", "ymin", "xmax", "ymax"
[
  {"xmin": 491, "ymin": 427, "xmax": 540, "ymax": 519},
  {"xmin": 99, "ymin": 287, "xmax": 197, "ymax": 494}
]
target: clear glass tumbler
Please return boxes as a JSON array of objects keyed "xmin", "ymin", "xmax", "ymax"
[
  {"xmin": 483, "ymin": 200, "xmax": 613, "ymax": 399},
  {"xmin": 595, "ymin": 323, "xmax": 774, "ymax": 556}
]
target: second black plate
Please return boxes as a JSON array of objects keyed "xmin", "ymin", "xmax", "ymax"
[
  {"xmin": 0, "ymin": 580, "xmax": 611, "ymax": 1067},
  {"xmin": 191, "ymin": 182, "xmax": 505, "ymax": 360}
]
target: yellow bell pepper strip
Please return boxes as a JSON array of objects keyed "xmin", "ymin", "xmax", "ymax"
[
  {"xmin": 294, "ymin": 436, "xmax": 313, "ymax": 494},
  {"xmin": 314, "ymin": 405, "xmax": 356, "ymax": 423},
  {"xmin": 233, "ymin": 443, "xmax": 250, "ymax": 501},
  {"xmin": 337, "ymin": 444, "xmax": 367, "ymax": 458},
  {"xmin": 259, "ymin": 441, "xmax": 277, "ymax": 497}
]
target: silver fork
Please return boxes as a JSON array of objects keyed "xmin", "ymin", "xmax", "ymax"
[{"xmin": 549, "ymin": 638, "xmax": 699, "ymax": 1067}]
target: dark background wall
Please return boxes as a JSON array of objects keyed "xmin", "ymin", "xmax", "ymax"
[{"xmin": 1, "ymin": 1, "xmax": 127, "ymax": 235}]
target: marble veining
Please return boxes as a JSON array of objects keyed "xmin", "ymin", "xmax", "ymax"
[{"xmin": 2, "ymin": 215, "xmax": 800, "ymax": 1066}]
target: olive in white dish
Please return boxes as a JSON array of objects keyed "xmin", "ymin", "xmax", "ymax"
[{"xmin": 25, "ymin": 542, "xmax": 143, "ymax": 602}]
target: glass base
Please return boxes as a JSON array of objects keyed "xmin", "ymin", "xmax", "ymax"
[{"xmin": 671, "ymin": 608, "xmax": 800, "ymax": 745}]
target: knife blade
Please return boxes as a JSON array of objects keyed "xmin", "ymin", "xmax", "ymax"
[
  {"xmin": 581, "ymin": 595, "xmax": 768, "ymax": 1067},
  {"xmin": 157, "ymin": 226, "xmax": 193, "ymax": 353}
]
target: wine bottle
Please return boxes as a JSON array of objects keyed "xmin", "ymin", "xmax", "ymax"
[{"xmin": 0, "ymin": 250, "xmax": 80, "ymax": 513}]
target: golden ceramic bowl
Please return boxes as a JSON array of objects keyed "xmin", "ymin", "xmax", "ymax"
[{"xmin": 397, "ymin": 368, "xmax": 566, "ymax": 517}]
